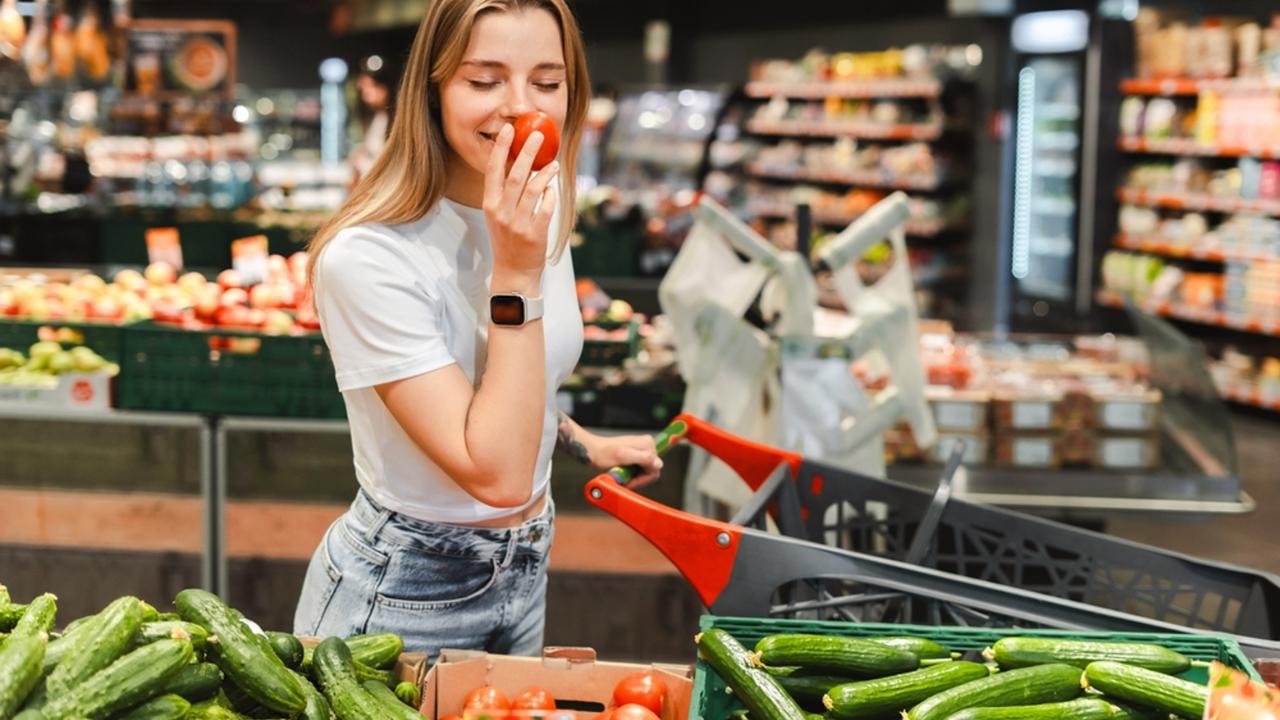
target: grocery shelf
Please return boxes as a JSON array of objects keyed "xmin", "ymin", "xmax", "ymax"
[
  {"xmin": 1116, "ymin": 186, "xmax": 1280, "ymax": 218},
  {"xmin": 743, "ymin": 118, "xmax": 943, "ymax": 140},
  {"xmin": 744, "ymin": 78, "xmax": 941, "ymax": 99},
  {"xmin": 1118, "ymin": 136, "xmax": 1280, "ymax": 159},
  {"xmin": 1219, "ymin": 387, "xmax": 1280, "ymax": 413},
  {"xmin": 1096, "ymin": 289, "xmax": 1280, "ymax": 337},
  {"xmin": 748, "ymin": 202, "xmax": 953, "ymax": 236},
  {"xmin": 1121, "ymin": 77, "xmax": 1280, "ymax": 96},
  {"xmin": 1110, "ymin": 232, "xmax": 1280, "ymax": 263},
  {"xmin": 746, "ymin": 162, "xmax": 942, "ymax": 191}
]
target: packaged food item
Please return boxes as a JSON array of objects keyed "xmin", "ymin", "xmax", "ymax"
[
  {"xmin": 927, "ymin": 432, "xmax": 989, "ymax": 465},
  {"xmin": 993, "ymin": 434, "xmax": 1060, "ymax": 469},
  {"xmin": 927, "ymin": 388, "xmax": 990, "ymax": 431},
  {"xmin": 1093, "ymin": 435, "xmax": 1160, "ymax": 470},
  {"xmin": 993, "ymin": 390, "xmax": 1064, "ymax": 431}
]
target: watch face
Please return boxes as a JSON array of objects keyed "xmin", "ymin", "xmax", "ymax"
[{"xmin": 490, "ymin": 295, "xmax": 525, "ymax": 325}]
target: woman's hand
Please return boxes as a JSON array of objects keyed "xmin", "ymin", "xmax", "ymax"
[
  {"xmin": 483, "ymin": 123, "xmax": 559, "ymax": 292},
  {"xmin": 557, "ymin": 413, "xmax": 664, "ymax": 488}
]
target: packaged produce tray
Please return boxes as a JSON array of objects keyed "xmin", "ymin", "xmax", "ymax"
[
  {"xmin": 117, "ymin": 321, "xmax": 345, "ymax": 418},
  {"xmin": 580, "ymin": 317, "xmax": 641, "ymax": 367},
  {"xmin": 692, "ymin": 615, "xmax": 1261, "ymax": 720},
  {"xmin": 0, "ymin": 318, "xmax": 132, "ymax": 362}
]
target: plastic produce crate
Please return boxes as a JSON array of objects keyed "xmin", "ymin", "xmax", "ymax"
[
  {"xmin": 0, "ymin": 319, "xmax": 131, "ymax": 362},
  {"xmin": 117, "ymin": 321, "xmax": 345, "ymax": 418},
  {"xmin": 693, "ymin": 615, "xmax": 1262, "ymax": 720},
  {"xmin": 584, "ymin": 415, "xmax": 1280, "ymax": 658},
  {"xmin": 580, "ymin": 318, "xmax": 641, "ymax": 367}
]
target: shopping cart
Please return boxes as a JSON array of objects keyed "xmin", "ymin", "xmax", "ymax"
[{"xmin": 588, "ymin": 414, "xmax": 1280, "ymax": 658}]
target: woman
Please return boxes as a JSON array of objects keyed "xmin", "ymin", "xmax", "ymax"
[
  {"xmin": 294, "ymin": 0, "xmax": 662, "ymax": 660},
  {"xmin": 348, "ymin": 55, "xmax": 395, "ymax": 183}
]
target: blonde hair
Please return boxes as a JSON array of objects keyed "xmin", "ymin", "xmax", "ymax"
[{"xmin": 307, "ymin": 0, "xmax": 590, "ymax": 289}]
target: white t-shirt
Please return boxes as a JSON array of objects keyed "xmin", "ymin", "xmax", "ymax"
[{"xmin": 313, "ymin": 198, "xmax": 583, "ymax": 523}]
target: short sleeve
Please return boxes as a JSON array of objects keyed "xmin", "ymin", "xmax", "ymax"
[{"xmin": 315, "ymin": 226, "xmax": 456, "ymax": 391}]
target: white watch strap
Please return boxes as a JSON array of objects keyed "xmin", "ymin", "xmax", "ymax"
[{"xmin": 524, "ymin": 295, "xmax": 544, "ymax": 323}]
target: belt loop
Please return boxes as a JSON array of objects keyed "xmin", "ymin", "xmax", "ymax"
[
  {"xmin": 499, "ymin": 531, "xmax": 518, "ymax": 569},
  {"xmin": 365, "ymin": 507, "xmax": 392, "ymax": 545}
]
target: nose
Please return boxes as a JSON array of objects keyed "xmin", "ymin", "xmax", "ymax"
[{"xmin": 500, "ymin": 81, "xmax": 534, "ymax": 121}]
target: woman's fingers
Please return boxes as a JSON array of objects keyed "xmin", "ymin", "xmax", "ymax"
[
  {"xmin": 503, "ymin": 131, "xmax": 544, "ymax": 205},
  {"xmin": 517, "ymin": 160, "xmax": 559, "ymax": 219},
  {"xmin": 482, "ymin": 124, "xmax": 514, "ymax": 211}
]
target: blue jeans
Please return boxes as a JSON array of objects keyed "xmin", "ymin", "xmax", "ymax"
[{"xmin": 293, "ymin": 489, "xmax": 554, "ymax": 664}]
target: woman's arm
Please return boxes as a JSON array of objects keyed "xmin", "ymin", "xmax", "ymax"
[{"xmin": 375, "ymin": 127, "xmax": 559, "ymax": 508}]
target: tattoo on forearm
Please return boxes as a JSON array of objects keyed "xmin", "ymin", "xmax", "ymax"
[{"xmin": 557, "ymin": 411, "xmax": 592, "ymax": 464}]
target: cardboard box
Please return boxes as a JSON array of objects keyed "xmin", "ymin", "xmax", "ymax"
[
  {"xmin": 299, "ymin": 637, "xmax": 427, "ymax": 690},
  {"xmin": 421, "ymin": 647, "xmax": 693, "ymax": 720},
  {"xmin": 0, "ymin": 373, "xmax": 112, "ymax": 411}
]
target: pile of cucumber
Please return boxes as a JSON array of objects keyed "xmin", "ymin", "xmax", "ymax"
[
  {"xmin": 696, "ymin": 630, "xmax": 1215, "ymax": 720},
  {"xmin": 0, "ymin": 585, "xmax": 422, "ymax": 720}
]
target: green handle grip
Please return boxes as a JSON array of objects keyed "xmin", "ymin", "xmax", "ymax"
[{"xmin": 608, "ymin": 419, "xmax": 688, "ymax": 485}]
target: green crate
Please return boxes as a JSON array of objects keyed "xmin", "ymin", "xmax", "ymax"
[
  {"xmin": 580, "ymin": 317, "xmax": 641, "ymax": 367},
  {"xmin": 0, "ymin": 319, "xmax": 131, "ymax": 362},
  {"xmin": 117, "ymin": 322, "xmax": 345, "ymax": 418},
  {"xmin": 692, "ymin": 615, "xmax": 1261, "ymax": 720}
]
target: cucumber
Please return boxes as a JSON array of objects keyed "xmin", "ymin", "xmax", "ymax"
[
  {"xmin": 159, "ymin": 662, "xmax": 224, "ymax": 702},
  {"xmin": 7, "ymin": 595, "xmax": 57, "ymax": 643},
  {"xmin": 291, "ymin": 669, "xmax": 333, "ymax": 720},
  {"xmin": 942, "ymin": 698, "xmax": 1120, "ymax": 720},
  {"xmin": 697, "ymin": 628, "xmax": 808, "ymax": 720},
  {"xmin": 0, "ymin": 604, "xmax": 25, "ymax": 632},
  {"xmin": 362, "ymin": 680, "xmax": 424, "ymax": 720},
  {"xmin": 345, "ymin": 633, "xmax": 403, "ymax": 669},
  {"xmin": 905, "ymin": 663, "xmax": 1084, "ymax": 720},
  {"xmin": 1082, "ymin": 661, "xmax": 1207, "ymax": 720},
  {"xmin": 394, "ymin": 682, "xmax": 420, "ymax": 708},
  {"xmin": 45, "ymin": 595, "xmax": 145, "ymax": 697},
  {"xmin": 756, "ymin": 635, "xmax": 918, "ymax": 678},
  {"xmin": 1107, "ymin": 701, "xmax": 1166, "ymax": 720},
  {"xmin": 762, "ymin": 667, "xmax": 851, "ymax": 709},
  {"xmin": 139, "ymin": 602, "xmax": 161, "ymax": 623},
  {"xmin": 353, "ymin": 660, "xmax": 393, "ymax": 687},
  {"xmin": 42, "ymin": 637, "xmax": 194, "ymax": 720},
  {"xmin": 823, "ymin": 661, "xmax": 990, "ymax": 719},
  {"xmin": 187, "ymin": 699, "xmax": 250, "ymax": 720},
  {"xmin": 989, "ymin": 638, "xmax": 1192, "ymax": 674},
  {"xmin": 867, "ymin": 637, "xmax": 956, "ymax": 660},
  {"xmin": 155, "ymin": 612, "xmax": 182, "ymax": 622},
  {"xmin": 176, "ymin": 589, "xmax": 307, "ymax": 715},
  {"xmin": 117, "ymin": 693, "xmax": 192, "ymax": 720},
  {"xmin": 265, "ymin": 631, "xmax": 305, "ymax": 669},
  {"xmin": 136, "ymin": 620, "xmax": 211, "ymax": 652},
  {"xmin": 313, "ymin": 636, "xmax": 383, "ymax": 720},
  {"xmin": 0, "ymin": 634, "xmax": 46, "ymax": 718}
]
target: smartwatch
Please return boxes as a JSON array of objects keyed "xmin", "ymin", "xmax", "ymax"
[{"xmin": 489, "ymin": 293, "xmax": 544, "ymax": 326}]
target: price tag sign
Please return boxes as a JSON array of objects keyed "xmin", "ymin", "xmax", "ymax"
[
  {"xmin": 232, "ymin": 235, "xmax": 269, "ymax": 286},
  {"xmin": 145, "ymin": 227, "xmax": 183, "ymax": 270}
]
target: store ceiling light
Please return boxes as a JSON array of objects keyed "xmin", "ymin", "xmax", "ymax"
[
  {"xmin": 232, "ymin": 105, "xmax": 251, "ymax": 123},
  {"xmin": 1012, "ymin": 10, "xmax": 1089, "ymax": 54}
]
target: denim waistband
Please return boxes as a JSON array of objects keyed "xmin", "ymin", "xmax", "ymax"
[{"xmin": 345, "ymin": 488, "xmax": 553, "ymax": 566}]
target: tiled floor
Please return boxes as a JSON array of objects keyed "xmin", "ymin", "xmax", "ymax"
[{"xmin": 1107, "ymin": 411, "xmax": 1280, "ymax": 576}]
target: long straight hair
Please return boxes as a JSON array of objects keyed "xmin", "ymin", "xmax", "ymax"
[{"xmin": 306, "ymin": 0, "xmax": 590, "ymax": 289}]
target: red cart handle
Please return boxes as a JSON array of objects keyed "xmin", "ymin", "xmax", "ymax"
[
  {"xmin": 609, "ymin": 413, "xmax": 802, "ymax": 490},
  {"xmin": 584, "ymin": 473, "xmax": 743, "ymax": 608}
]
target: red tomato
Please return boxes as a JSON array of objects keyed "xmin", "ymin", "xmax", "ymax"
[
  {"xmin": 612, "ymin": 672, "xmax": 666, "ymax": 716},
  {"xmin": 508, "ymin": 111, "xmax": 560, "ymax": 171},
  {"xmin": 442, "ymin": 716, "xmax": 463, "ymax": 720},
  {"xmin": 512, "ymin": 687, "xmax": 557, "ymax": 712},
  {"xmin": 612, "ymin": 704, "xmax": 660, "ymax": 720},
  {"xmin": 465, "ymin": 686, "xmax": 511, "ymax": 713}
]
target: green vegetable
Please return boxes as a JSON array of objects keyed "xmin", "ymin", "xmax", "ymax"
[
  {"xmin": 905, "ymin": 663, "xmax": 1084, "ymax": 720},
  {"xmin": 755, "ymin": 634, "xmax": 918, "ymax": 678},
  {"xmin": 823, "ymin": 661, "xmax": 990, "ymax": 719},
  {"xmin": 697, "ymin": 628, "xmax": 807, "ymax": 720},
  {"xmin": 6, "ymin": 595, "xmax": 57, "ymax": 644},
  {"xmin": 362, "ymin": 681, "xmax": 424, "ymax": 720},
  {"xmin": 136, "ymin": 620, "xmax": 211, "ymax": 652},
  {"xmin": 344, "ymin": 633, "xmax": 403, "ymax": 669},
  {"xmin": 867, "ymin": 637, "xmax": 956, "ymax": 660},
  {"xmin": 1082, "ymin": 661, "xmax": 1207, "ymax": 719},
  {"xmin": 45, "ymin": 596, "xmax": 144, "ymax": 697},
  {"xmin": 175, "ymin": 589, "xmax": 306, "ymax": 715},
  {"xmin": 394, "ymin": 682, "xmax": 421, "ymax": 708},
  {"xmin": 0, "ymin": 634, "xmax": 47, "ymax": 719},
  {"xmin": 312, "ymin": 637, "xmax": 383, "ymax": 720},
  {"xmin": 762, "ymin": 666, "xmax": 851, "ymax": 709},
  {"xmin": 988, "ymin": 638, "xmax": 1192, "ymax": 674},
  {"xmin": 941, "ymin": 698, "xmax": 1119, "ymax": 720},
  {"xmin": 42, "ymin": 637, "xmax": 193, "ymax": 720},
  {"xmin": 158, "ymin": 662, "xmax": 224, "ymax": 702},
  {"xmin": 292, "ymin": 669, "xmax": 333, "ymax": 720},
  {"xmin": 265, "ymin": 631, "xmax": 305, "ymax": 669},
  {"xmin": 116, "ymin": 693, "xmax": 192, "ymax": 720}
]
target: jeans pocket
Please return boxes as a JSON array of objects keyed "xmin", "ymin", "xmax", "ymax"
[
  {"xmin": 375, "ymin": 546, "xmax": 500, "ymax": 611},
  {"xmin": 294, "ymin": 522, "xmax": 344, "ymax": 636}
]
